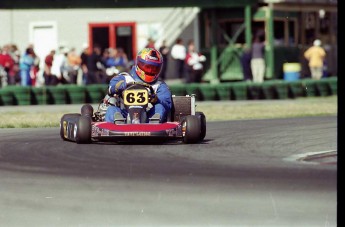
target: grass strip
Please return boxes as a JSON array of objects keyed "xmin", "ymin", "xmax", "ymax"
[{"xmin": 0, "ymin": 96, "xmax": 337, "ymax": 128}]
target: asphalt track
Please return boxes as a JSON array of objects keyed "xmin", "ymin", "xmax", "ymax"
[{"xmin": 0, "ymin": 116, "xmax": 337, "ymax": 226}]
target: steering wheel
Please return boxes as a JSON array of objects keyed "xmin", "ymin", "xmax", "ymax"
[{"xmin": 126, "ymin": 81, "xmax": 155, "ymax": 96}]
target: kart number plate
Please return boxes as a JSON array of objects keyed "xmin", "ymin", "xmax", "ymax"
[{"xmin": 123, "ymin": 89, "xmax": 148, "ymax": 106}]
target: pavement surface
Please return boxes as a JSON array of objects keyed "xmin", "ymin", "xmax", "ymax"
[{"xmin": 0, "ymin": 115, "xmax": 337, "ymax": 226}]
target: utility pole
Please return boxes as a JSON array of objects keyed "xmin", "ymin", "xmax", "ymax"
[
  {"xmin": 210, "ymin": 8, "xmax": 220, "ymax": 84},
  {"xmin": 265, "ymin": 0, "xmax": 276, "ymax": 79},
  {"xmin": 245, "ymin": 5, "xmax": 252, "ymax": 48}
]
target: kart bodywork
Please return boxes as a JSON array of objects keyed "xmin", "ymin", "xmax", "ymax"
[{"xmin": 60, "ymin": 82, "xmax": 206, "ymax": 144}]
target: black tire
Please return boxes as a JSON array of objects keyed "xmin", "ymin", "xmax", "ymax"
[
  {"xmin": 81, "ymin": 104, "xmax": 94, "ymax": 117},
  {"xmin": 182, "ymin": 115, "xmax": 201, "ymax": 144},
  {"xmin": 196, "ymin": 111, "xmax": 206, "ymax": 141},
  {"xmin": 75, "ymin": 115, "xmax": 92, "ymax": 144},
  {"xmin": 60, "ymin": 113, "xmax": 81, "ymax": 141}
]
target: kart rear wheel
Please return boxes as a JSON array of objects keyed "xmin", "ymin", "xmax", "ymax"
[
  {"xmin": 182, "ymin": 115, "xmax": 201, "ymax": 144},
  {"xmin": 196, "ymin": 111, "xmax": 206, "ymax": 141},
  {"xmin": 81, "ymin": 104, "xmax": 93, "ymax": 117},
  {"xmin": 75, "ymin": 115, "xmax": 92, "ymax": 144},
  {"xmin": 60, "ymin": 113, "xmax": 81, "ymax": 141}
]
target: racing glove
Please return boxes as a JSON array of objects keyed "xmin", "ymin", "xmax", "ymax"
[{"xmin": 149, "ymin": 93, "xmax": 158, "ymax": 104}]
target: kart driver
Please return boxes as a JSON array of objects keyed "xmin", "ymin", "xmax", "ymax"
[{"xmin": 104, "ymin": 47, "xmax": 172, "ymax": 123}]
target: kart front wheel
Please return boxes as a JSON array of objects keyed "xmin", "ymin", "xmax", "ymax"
[
  {"xmin": 60, "ymin": 113, "xmax": 81, "ymax": 141},
  {"xmin": 182, "ymin": 115, "xmax": 201, "ymax": 144},
  {"xmin": 81, "ymin": 104, "xmax": 93, "ymax": 117},
  {"xmin": 75, "ymin": 115, "xmax": 92, "ymax": 144}
]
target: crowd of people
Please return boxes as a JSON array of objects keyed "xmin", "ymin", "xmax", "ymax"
[
  {"xmin": 0, "ymin": 37, "xmax": 327, "ymax": 88},
  {"xmin": 144, "ymin": 37, "xmax": 207, "ymax": 83},
  {"xmin": 0, "ymin": 43, "xmax": 131, "ymax": 88}
]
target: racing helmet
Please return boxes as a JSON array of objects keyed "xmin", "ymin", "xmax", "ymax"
[{"xmin": 135, "ymin": 48, "xmax": 163, "ymax": 83}]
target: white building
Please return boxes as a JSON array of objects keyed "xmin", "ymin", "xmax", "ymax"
[{"xmin": 0, "ymin": 7, "xmax": 200, "ymax": 81}]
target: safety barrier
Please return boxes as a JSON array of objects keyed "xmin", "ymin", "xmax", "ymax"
[{"xmin": 0, "ymin": 77, "xmax": 337, "ymax": 106}]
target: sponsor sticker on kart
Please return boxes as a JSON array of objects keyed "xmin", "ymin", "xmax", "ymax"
[
  {"xmin": 124, "ymin": 132, "xmax": 151, "ymax": 136},
  {"xmin": 101, "ymin": 129, "xmax": 109, "ymax": 136},
  {"xmin": 165, "ymin": 129, "xmax": 176, "ymax": 137},
  {"xmin": 92, "ymin": 125, "xmax": 109, "ymax": 137}
]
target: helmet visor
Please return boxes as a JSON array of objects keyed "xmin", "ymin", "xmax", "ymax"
[{"xmin": 137, "ymin": 59, "xmax": 161, "ymax": 76}]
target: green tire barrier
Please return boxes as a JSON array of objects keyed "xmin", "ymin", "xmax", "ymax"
[
  {"xmin": 0, "ymin": 88, "xmax": 15, "ymax": 105},
  {"xmin": 4, "ymin": 86, "xmax": 31, "ymax": 105},
  {"xmin": 261, "ymin": 81, "xmax": 277, "ymax": 99},
  {"xmin": 327, "ymin": 77, "xmax": 337, "ymax": 95},
  {"xmin": 302, "ymin": 79, "xmax": 318, "ymax": 97},
  {"xmin": 247, "ymin": 83, "xmax": 263, "ymax": 100},
  {"xmin": 63, "ymin": 85, "xmax": 86, "ymax": 104},
  {"xmin": 47, "ymin": 86, "xmax": 66, "ymax": 104},
  {"xmin": 274, "ymin": 82, "xmax": 289, "ymax": 99},
  {"xmin": 86, "ymin": 84, "xmax": 106, "ymax": 103},
  {"xmin": 215, "ymin": 83, "xmax": 232, "ymax": 100},
  {"xmin": 169, "ymin": 84, "xmax": 186, "ymax": 96},
  {"xmin": 31, "ymin": 87, "xmax": 48, "ymax": 105},
  {"xmin": 185, "ymin": 83, "xmax": 202, "ymax": 101},
  {"xmin": 199, "ymin": 84, "xmax": 217, "ymax": 101},
  {"xmin": 0, "ymin": 78, "xmax": 338, "ymax": 106},
  {"xmin": 287, "ymin": 81, "xmax": 305, "ymax": 98},
  {"xmin": 231, "ymin": 82, "xmax": 247, "ymax": 100},
  {"xmin": 315, "ymin": 80, "xmax": 331, "ymax": 96},
  {"xmin": 16, "ymin": 87, "xmax": 31, "ymax": 105}
]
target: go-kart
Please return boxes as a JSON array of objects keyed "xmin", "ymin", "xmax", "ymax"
[{"xmin": 60, "ymin": 81, "xmax": 206, "ymax": 144}]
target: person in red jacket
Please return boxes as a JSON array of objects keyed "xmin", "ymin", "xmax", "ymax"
[
  {"xmin": 43, "ymin": 50, "xmax": 59, "ymax": 85},
  {"xmin": 185, "ymin": 40, "xmax": 206, "ymax": 83},
  {"xmin": 0, "ymin": 44, "xmax": 15, "ymax": 86}
]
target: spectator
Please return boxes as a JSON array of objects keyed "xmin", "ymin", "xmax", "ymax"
[
  {"xmin": 67, "ymin": 47, "xmax": 82, "ymax": 84},
  {"xmin": 114, "ymin": 47, "xmax": 129, "ymax": 72},
  {"xmin": 86, "ymin": 44, "xmax": 106, "ymax": 84},
  {"xmin": 304, "ymin": 39, "xmax": 326, "ymax": 80},
  {"xmin": 7, "ymin": 63, "xmax": 20, "ymax": 86},
  {"xmin": 28, "ymin": 44, "xmax": 40, "ymax": 87},
  {"xmin": 7, "ymin": 44, "xmax": 21, "ymax": 85},
  {"xmin": 185, "ymin": 40, "xmax": 206, "ymax": 83},
  {"xmin": 51, "ymin": 46, "xmax": 69, "ymax": 84},
  {"xmin": 240, "ymin": 44, "xmax": 253, "ymax": 81},
  {"xmin": 171, "ymin": 38, "xmax": 186, "ymax": 80},
  {"xmin": 9, "ymin": 44, "xmax": 21, "ymax": 64},
  {"xmin": 103, "ymin": 47, "xmax": 129, "ymax": 82},
  {"xmin": 19, "ymin": 47, "xmax": 35, "ymax": 86},
  {"xmin": 250, "ymin": 36, "xmax": 265, "ymax": 83},
  {"xmin": 43, "ymin": 50, "xmax": 59, "ymax": 85},
  {"xmin": 80, "ymin": 43, "xmax": 90, "ymax": 85},
  {"xmin": 145, "ymin": 38, "xmax": 155, "ymax": 48},
  {"xmin": 159, "ymin": 40, "xmax": 169, "ymax": 80},
  {"xmin": 0, "ymin": 44, "xmax": 15, "ymax": 86},
  {"xmin": 60, "ymin": 47, "xmax": 71, "ymax": 84}
]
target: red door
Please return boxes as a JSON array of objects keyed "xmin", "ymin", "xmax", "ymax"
[{"xmin": 89, "ymin": 22, "xmax": 137, "ymax": 60}]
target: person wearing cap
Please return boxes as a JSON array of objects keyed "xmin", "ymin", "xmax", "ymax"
[{"xmin": 304, "ymin": 39, "xmax": 326, "ymax": 80}]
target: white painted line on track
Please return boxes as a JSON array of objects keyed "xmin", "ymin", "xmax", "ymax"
[{"xmin": 283, "ymin": 150, "xmax": 337, "ymax": 165}]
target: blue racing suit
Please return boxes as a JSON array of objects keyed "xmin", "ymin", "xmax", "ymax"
[{"xmin": 105, "ymin": 67, "xmax": 172, "ymax": 123}]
